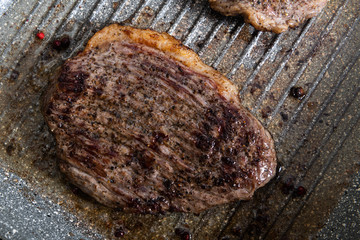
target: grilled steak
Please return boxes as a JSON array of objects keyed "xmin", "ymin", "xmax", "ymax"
[
  {"xmin": 209, "ymin": 0, "xmax": 328, "ymax": 33},
  {"xmin": 43, "ymin": 24, "xmax": 276, "ymax": 213}
]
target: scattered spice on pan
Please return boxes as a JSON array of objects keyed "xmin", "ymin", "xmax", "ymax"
[
  {"xmin": 53, "ymin": 36, "xmax": 71, "ymax": 51},
  {"xmin": 290, "ymin": 86, "xmax": 306, "ymax": 100},
  {"xmin": 294, "ymin": 185, "xmax": 307, "ymax": 197},
  {"xmin": 36, "ymin": 31, "xmax": 45, "ymax": 40},
  {"xmin": 175, "ymin": 227, "xmax": 192, "ymax": 240}
]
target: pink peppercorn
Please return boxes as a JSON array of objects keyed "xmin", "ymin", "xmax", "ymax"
[{"xmin": 36, "ymin": 32, "xmax": 45, "ymax": 40}]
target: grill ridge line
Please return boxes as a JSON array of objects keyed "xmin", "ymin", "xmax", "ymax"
[
  {"xmin": 35, "ymin": 0, "xmax": 67, "ymax": 33},
  {"xmin": 130, "ymin": 0, "xmax": 159, "ymax": 25},
  {"xmin": 187, "ymin": 16, "xmax": 228, "ymax": 54},
  {"xmin": 0, "ymin": 0, "xmax": 20, "ymax": 24},
  {"xmin": 183, "ymin": 7, "xmax": 213, "ymax": 46},
  {"xmin": 239, "ymin": 32, "xmax": 284, "ymax": 95},
  {"xmin": 275, "ymin": 14, "xmax": 360, "ymax": 146},
  {"xmin": 68, "ymin": 0, "xmax": 191, "ymax": 58},
  {"xmin": 226, "ymin": 31, "xmax": 263, "ymax": 79},
  {"xmin": 110, "ymin": 0, "xmax": 135, "ymax": 22},
  {"xmin": 66, "ymin": 0, "xmax": 104, "ymax": 36},
  {"xmin": 69, "ymin": 0, "xmax": 155, "ymax": 59},
  {"xmin": 255, "ymin": 0, "xmax": 351, "ymax": 119},
  {"xmin": 178, "ymin": 2, "xmax": 208, "ymax": 42},
  {"xmin": 251, "ymin": 28, "xmax": 321, "ymax": 111},
  {"xmin": 240, "ymin": 17, "xmax": 317, "ymax": 98},
  {"xmin": 9, "ymin": 0, "xmax": 77, "ymax": 66},
  {"xmin": 211, "ymin": 21, "xmax": 245, "ymax": 68},
  {"xmin": 107, "ymin": 0, "xmax": 128, "ymax": 23},
  {"xmin": 149, "ymin": 0, "xmax": 176, "ymax": 29},
  {"xmin": 260, "ymin": 54, "xmax": 360, "ymax": 240},
  {"xmin": 120, "ymin": 0, "xmax": 154, "ymax": 27},
  {"xmin": 167, "ymin": 0, "xmax": 192, "ymax": 35},
  {"xmin": 197, "ymin": 18, "xmax": 226, "ymax": 55}
]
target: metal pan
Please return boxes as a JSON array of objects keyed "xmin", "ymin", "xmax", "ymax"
[{"xmin": 0, "ymin": 0, "xmax": 359, "ymax": 239}]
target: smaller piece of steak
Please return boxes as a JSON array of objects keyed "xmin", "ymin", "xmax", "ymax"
[
  {"xmin": 42, "ymin": 24, "xmax": 276, "ymax": 213},
  {"xmin": 209, "ymin": 0, "xmax": 328, "ymax": 33}
]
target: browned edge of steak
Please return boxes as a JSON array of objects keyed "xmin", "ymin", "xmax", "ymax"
[{"xmin": 209, "ymin": 0, "xmax": 328, "ymax": 33}]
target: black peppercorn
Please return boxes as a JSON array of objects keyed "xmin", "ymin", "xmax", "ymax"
[
  {"xmin": 53, "ymin": 36, "xmax": 71, "ymax": 51},
  {"xmin": 290, "ymin": 87, "xmax": 306, "ymax": 100}
]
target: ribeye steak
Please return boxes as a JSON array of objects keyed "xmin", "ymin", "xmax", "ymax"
[
  {"xmin": 43, "ymin": 24, "xmax": 276, "ymax": 213},
  {"xmin": 209, "ymin": 0, "xmax": 328, "ymax": 33}
]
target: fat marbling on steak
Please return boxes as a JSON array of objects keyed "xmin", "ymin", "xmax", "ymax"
[
  {"xmin": 43, "ymin": 24, "xmax": 276, "ymax": 213},
  {"xmin": 209, "ymin": 0, "xmax": 328, "ymax": 33}
]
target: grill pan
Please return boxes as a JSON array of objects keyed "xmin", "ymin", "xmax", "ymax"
[{"xmin": 0, "ymin": 0, "xmax": 359, "ymax": 239}]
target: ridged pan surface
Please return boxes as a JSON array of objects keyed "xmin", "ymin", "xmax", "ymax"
[{"xmin": 0, "ymin": 0, "xmax": 359, "ymax": 239}]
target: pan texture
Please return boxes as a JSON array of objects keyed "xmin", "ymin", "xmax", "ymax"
[{"xmin": 0, "ymin": 0, "xmax": 359, "ymax": 239}]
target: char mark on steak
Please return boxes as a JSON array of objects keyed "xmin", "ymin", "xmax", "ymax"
[
  {"xmin": 43, "ymin": 24, "xmax": 276, "ymax": 213},
  {"xmin": 209, "ymin": 0, "xmax": 328, "ymax": 33}
]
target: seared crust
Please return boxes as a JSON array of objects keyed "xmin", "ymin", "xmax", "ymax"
[{"xmin": 209, "ymin": 0, "xmax": 328, "ymax": 33}]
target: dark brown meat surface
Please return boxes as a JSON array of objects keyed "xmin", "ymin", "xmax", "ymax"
[
  {"xmin": 209, "ymin": 0, "xmax": 328, "ymax": 33},
  {"xmin": 42, "ymin": 24, "xmax": 276, "ymax": 213}
]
